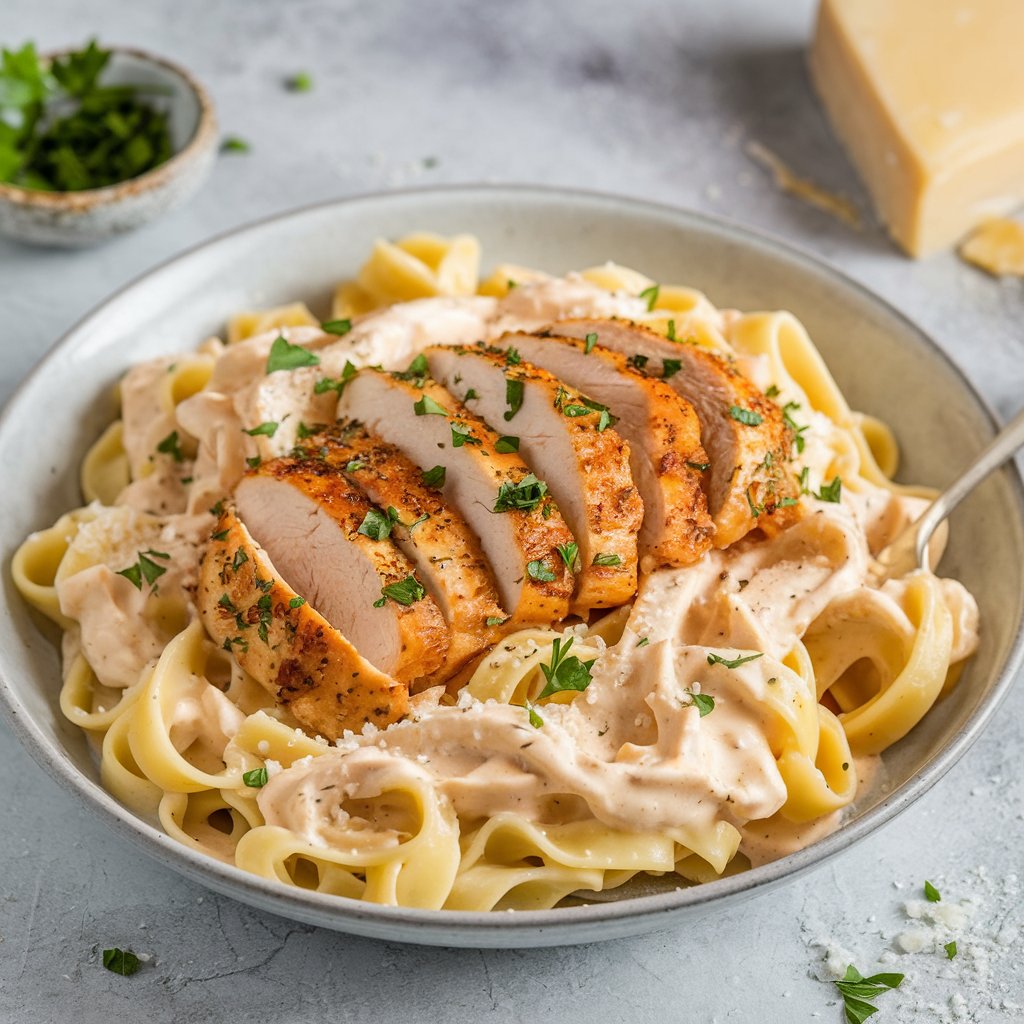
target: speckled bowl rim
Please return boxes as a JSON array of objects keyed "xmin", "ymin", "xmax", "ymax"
[
  {"xmin": 2, "ymin": 184, "xmax": 1023, "ymax": 947},
  {"xmin": 0, "ymin": 45, "xmax": 217, "ymax": 211}
]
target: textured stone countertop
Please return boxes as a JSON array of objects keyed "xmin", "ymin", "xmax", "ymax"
[{"xmin": 0, "ymin": 1, "xmax": 1021, "ymax": 1021}]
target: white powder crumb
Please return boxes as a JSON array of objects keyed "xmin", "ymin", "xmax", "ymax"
[
  {"xmin": 896, "ymin": 928, "xmax": 931, "ymax": 953},
  {"xmin": 136, "ymin": 952, "xmax": 152, "ymax": 963},
  {"xmin": 257, "ymin": 740, "xmax": 270, "ymax": 755},
  {"xmin": 264, "ymin": 758, "xmax": 283, "ymax": 778},
  {"xmin": 996, "ymin": 925, "xmax": 1018, "ymax": 947}
]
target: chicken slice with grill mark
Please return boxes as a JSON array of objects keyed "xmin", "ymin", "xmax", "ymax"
[
  {"xmin": 426, "ymin": 344, "xmax": 642, "ymax": 612},
  {"xmin": 310, "ymin": 423, "xmax": 508, "ymax": 682},
  {"xmin": 552, "ymin": 318, "xmax": 802, "ymax": 548},
  {"xmin": 338, "ymin": 369, "xmax": 575, "ymax": 625},
  {"xmin": 233, "ymin": 452, "xmax": 449, "ymax": 687},
  {"xmin": 198, "ymin": 507, "xmax": 408, "ymax": 740},
  {"xmin": 490, "ymin": 331, "xmax": 714, "ymax": 571}
]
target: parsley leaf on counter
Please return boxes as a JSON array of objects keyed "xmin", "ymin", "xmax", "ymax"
[
  {"xmin": 833, "ymin": 965, "xmax": 904, "ymax": 1024},
  {"xmin": 220, "ymin": 136, "xmax": 249, "ymax": 153},
  {"xmin": 924, "ymin": 880, "xmax": 942, "ymax": 902},
  {"xmin": 101, "ymin": 947, "xmax": 141, "ymax": 977}
]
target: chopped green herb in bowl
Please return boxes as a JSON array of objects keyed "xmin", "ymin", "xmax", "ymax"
[{"xmin": 0, "ymin": 39, "xmax": 218, "ymax": 246}]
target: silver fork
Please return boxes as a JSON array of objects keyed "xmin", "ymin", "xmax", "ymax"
[{"xmin": 875, "ymin": 406, "xmax": 1024, "ymax": 579}]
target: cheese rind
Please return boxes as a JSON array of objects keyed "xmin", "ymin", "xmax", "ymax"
[{"xmin": 809, "ymin": 0, "xmax": 1024, "ymax": 257}]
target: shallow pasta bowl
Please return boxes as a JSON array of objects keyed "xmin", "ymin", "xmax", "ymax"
[{"xmin": 1, "ymin": 185, "xmax": 1022, "ymax": 948}]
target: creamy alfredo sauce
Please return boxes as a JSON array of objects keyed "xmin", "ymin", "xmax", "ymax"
[{"xmin": 56, "ymin": 274, "xmax": 980, "ymax": 869}]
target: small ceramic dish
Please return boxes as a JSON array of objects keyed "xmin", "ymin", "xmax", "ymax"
[
  {"xmin": 1, "ymin": 186, "xmax": 1022, "ymax": 947},
  {"xmin": 0, "ymin": 47, "xmax": 218, "ymax": 247}
]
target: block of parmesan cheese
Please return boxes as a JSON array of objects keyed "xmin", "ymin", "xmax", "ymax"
[{"xmin": 809, "ymin": 0, "xmax": 1024, "ymax": 257}]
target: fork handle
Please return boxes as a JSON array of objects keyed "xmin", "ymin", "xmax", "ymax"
[{"xmin": 916, "ymin": 405, "xmax": 1024, "ymax": 569}]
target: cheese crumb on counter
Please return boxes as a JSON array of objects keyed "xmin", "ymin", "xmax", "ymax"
[{"xmin": 960, "ymin": 219, "xmax": 1024, "ymax": 277}]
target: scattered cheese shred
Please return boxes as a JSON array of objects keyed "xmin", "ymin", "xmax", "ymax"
[
  {"xmin": 745, "ymin": 141, "xmax": 862, "ymax": 230},
  {"xmin": 960, "ymin": 218, "xmax": 1024, "ymax": 277}
]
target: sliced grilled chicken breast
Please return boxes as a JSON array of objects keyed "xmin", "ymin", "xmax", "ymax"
[
  {"xmin": 492, "ymin": 331, "xmax": 715, "ymax": 571},
  {"xmin": 199, "ymin": 507, "xmax": 408, "ymax": 740},
  {"xmin": 552, "ymin": 318, "xmax": 802, "ymax": 548},
  {"xmin": 338, "ymin": 369, "xmax": 575, "ymax": 624},
  {"xmin": 311, "ymin": 423, "xmax": 507, "ymax": 680},
  {"xmin": 426, "ymin": 344, "xmax": 642, "ymax": 612},
  {"xmin": 234, "ymin": 453, "xmax": 449, "ymax": 687}
]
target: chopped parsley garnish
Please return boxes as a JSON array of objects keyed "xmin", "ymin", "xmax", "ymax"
[
  {"xmin": 556, "ymin": 541, "xmax": 579, "ymax": 571},
  {"xmin": 296, "ymin": 421, "xmax": 325, "ymax": 440},
  {"xmin": 686, "ymin": 460, "xmax": 710, "ymax": 472},
  {"xmin": 833, "ymin": 965, "xmax": 904, "ymax": 1024},
  {"xmin": 729, "ymin": 405, "xmax": 763, "ymax": 426},
  {"xmin": 562, "ymin": 403, "xmax": 593, "ymax": 417},
  {"xmin": 286, "ymin": 71, "xmax": 313, "ymax": 92},
  {"xmin": 777, "ymin": 496, "xmax": 799, "ymax": 508},
  {"xmin": 798, "ymin": 466, "xmax": 810, "ymax": 494},
  {"xmin": 945, "ymin": 940, "xmax": 958, "ymax": 960},
  {"xmin": 243, "ymin": 766, "xmax": 268, "ymax": 787},
  {"xmin": 592, "ymin": 553, "xmax": 621, "ymax": 566},
  {"xmin": 421, "ymin": 464, "xmax": 446, "ymax": 488},
  {"xmin": 584, "ymin": 332, "xmax": 598, "ymax": 354},
  {"xmin": 413, "ymin": 394, "xmax": 447, "ymax": 416},
  {"xmin": 314, "ymin": 360, "xmax": 358, "ymax": 395},
  {"xmin": 464, "ymin": 388, "xmax": 479, "ymax": 401},
  {"xmin": 635, "ymin": 637, "xmax": 650, "ymax": 648},
  {"xmin": 288, "ymin": 596, "xmax": 306, "ymax": 608},
  {"xmin": 156, "ymin": 431, "xmax": 184, "ymax": 462},
  {"xmin": 765, "ymin": 384, "xmax": 780, "ymax": 398},
  {"xmin": 394, "ymin": 353, "xmax": 429, "ymax": 380},
  {"xmin": 102, "ymin": 947, "xmax": 141, "ymax": 977},
  {"xmin": 745, "ymin": 486, "xmax": 763, "ymax": 519},
  {"xmin": 924, "ymin": 880, "xmax": 941, "ymax": 903},
  {"xmin": 221, "ymin": 136, "xmax": 249, "ymax": 153},
  {"xmin": 638, "ymin": 284, "xmax": 660, "ymax": 310},
  {"xmin": 814, "ymin": 476, "xmax": 843, "ymax": 503},
  {"xmin": 504, "ymin": 347, "xmax": 522, "ymax": 366},
  {"xmin": 255, "ymin": 593, "xmax": 273, "ymax": 643},
  {"xmin": 527, "ymin": 560, "xmax": 556, "ymax": 582},
  {"xmin": 243, "ymin": 420, "xmax": 278, "ymax": 438},
  {"xmin": 358, "ymin": 505, "xmax": 429, "ymax": 540},
  {"xmin": 218, "ymin": 593, "xmax": 235, "ymax": 611},
  {"xmin": 320, "ymin": 318, "xmax": 352, "ymax": 336},
  {"xmin": 596, "ymin": 409, "xmax": 614, "ymax": 432},
  {"xmin": 246, "ymin": 455, "xmax": 262, "ymax": 470},
  {"xmin": 450, "ymin": 422, "xmax": 481, "ymax": 447},
  {"xmin": 553, "ymin": 385, "xmax": 569, "ymax": 411},
  {"xmin": 537, "ymin": 636, "xmax": 595, "ymax": 700},
  {"xmin": 494, "ymin": 435, "xmax": 520, "ymax": 454},
  {"xmin": 209, "ymin": 500, "xmax": 225, "ymax": 517},
  {"xmin": 504, "ymin": 378, "xmax": 524, "ymax": 421},
  {"xmin": 266, "ymin": 335, "xmax": 320, "ymax": 373},
  {"xmin": 223, "ymin": 635, "xmax": 249, "ymax": 654},
  {"xmin": 116, "ymin": 549, "xmax": 170, "ymax": 591},
  {"xmin": 373, "ymin": 574, "xmax": 426, "ymax": 608},
  {"xmin": 666, "ymin": 319, "xmax": 677, "ymax": 342},
  {"xmin": 345, "ymin": 459, "xmax": 365, "ymax": 472},
  {"xmin": 707, "ymin": 651, "xmax": 763, "ymax": 669},
  {"xmin": 210, "ymin": 528, "xmax": 229, "ymax": 542},
  {"xmin": 626, "ymin": 354, "xmax": 649, "ymax": 372},
  {"xmin": 525, "ymin": 699, "xmax": 544, "ymax": 729},
  {"xmin": 0, "ymin": 40, "xmax": 173, "ymax": 193},
  {"xmin": 662, "ymin": 358, "xmax": 682, "ymax": 379},
  {"xmin": 485, "ymin": 615, "xmax": 509, "ymax": 627},
  {"xmin": 782, "ymin": 401, "xmax": 808, "ymax": 453},
  {"xmin": 683, "ymin": 689, "xmax": 715, "ymax": 717},
  {"xmin": 231, "ymin": 548, "xmax": 248, "ymax": 571},
  {"xmin": 493, "ymin": 473, "xmax": 548, "ymax": 513}
]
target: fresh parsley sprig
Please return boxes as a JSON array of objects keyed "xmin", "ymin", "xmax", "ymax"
[
  {"xmin": 116, "ymin": 549, "xmax": 170, "ymax": 591},
  {"xmin": 537, "ymin": 636, "xmax": 595, "ymax": 700},
  {"xmin": 833, "ymin": 965, "xmax": 904, "ymax": 1024}
]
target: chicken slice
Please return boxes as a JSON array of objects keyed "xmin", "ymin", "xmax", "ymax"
[
  {"xmin": 198, "ymin": 507, "xmax": 408, "ymax": 740},
  {"xmin": 491, "ymin": 331, "xmax": 714, "ymax": 571},
  {"xmin": 426, "ymin": 344, "xmax": 642, "ymax": 612},
  {"xmin": 338, "ymin": 369, "xmax": 575, "ymax": 624},
  {"xmin": 552, "ymin": 318, "xmax": 802, "ymax": 548},
  {"xmin": 310, "ymin": 423, "xmax": 508, "ymax": 681},
  {"xmin": 234, "ymin": 453, "xmax": 449, "ymax": 687}
]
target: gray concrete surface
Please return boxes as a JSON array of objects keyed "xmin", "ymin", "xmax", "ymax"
[{"xmin": 0, "ymin": 1, "xmax": 1022, "ymax": 1021}]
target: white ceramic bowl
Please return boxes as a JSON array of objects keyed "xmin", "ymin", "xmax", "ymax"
[
  {"xmin": 1, "ymin": 186, "xmax": 1022, "ymax": 947},
  {"xmin": 0, "ymin": 47, "xmax": 218, "ymax": 247}
]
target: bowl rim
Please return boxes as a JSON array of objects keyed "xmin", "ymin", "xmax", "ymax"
[
  {"xmin": 0, "ymin": 44, "xmax": 218, "ymax": 210},
  {"xmin": 2, "ymin": 182, "xmax": 1022, "ymax": 943}
]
